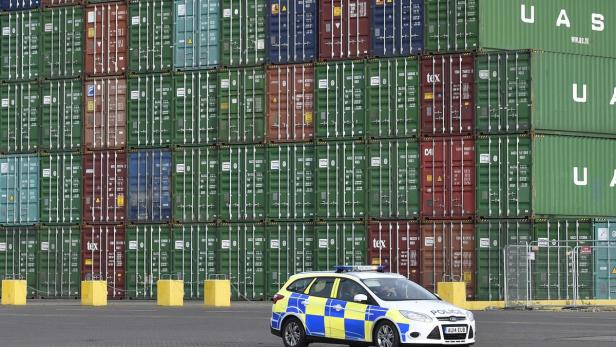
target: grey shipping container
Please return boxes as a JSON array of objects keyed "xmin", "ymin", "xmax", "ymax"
[
  {"xmin": 40, "ymin": 153, "xmax": 81, "ymax": 224},
  {"xmin": 174, "ymin": 0, "xmax": 220, "ymax": 70},
  {"xmin": 128, "ymin": 0, "xmax": 173, "ymax": 72},
  {"xmin": 0, "ymin": 81, "xmax": 40, "ymax": 153},
  {"xmin": 173, "ymin": 147, "xmax": 219, "ymax": 223},
  {"xmin": 0, "ymin": 11, "xmax": 41, "ymax": 81},
  {"xmin": 40, "ymin": 79, "xmax": 82, "ymax": 151},
  {"xmin": 174, "ymin": 70, "xmax": 218, "ymax": 145},
  {"xmin": 0, "ymin": 227, "xmax": 37, "ymax": 297},
  {"xmin": 0, "ymin": 155, "xmax": 39, "ymax": 225},
  {"xmin": 37, "ymin": 225, "xmax": 80, "ymax": 298},
  {"xmin": 41, "ymin": 6, "xmax": 83, "ymax": 79}
]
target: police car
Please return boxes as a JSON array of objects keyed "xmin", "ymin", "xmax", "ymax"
[{"xmin": 270, "ymin": 266, "xmax": 475, "ymax": 347}]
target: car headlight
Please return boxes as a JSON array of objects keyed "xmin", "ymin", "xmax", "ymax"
[
  {"xmin": 400, "ymin": 310, "xmax": 433, "ymax": 323},
  {"xmin": 466, "ymin": 311, "xmax": 475, "ymax": 322}
]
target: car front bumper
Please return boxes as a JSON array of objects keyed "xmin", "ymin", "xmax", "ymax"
[{"xmin": 399, "ymin": 320, "xmax": 476, "ymax": 345}]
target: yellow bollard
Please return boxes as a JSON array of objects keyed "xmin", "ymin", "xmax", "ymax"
[
  {"xmin": 204, "ymin": 280, "xmax": 231, "ymax": 307},
  {"xmin": 81, "ymin": 280, "xmax": 107, "ymax": 306},
  {"xmin": 157, "ymin": 280, "xmax": 184, "ymax": 307},
  {"xmin": 1, "ymin": 280, "xmax": 27, "ymax": 305},
  {"xmin": 437, "ymin": 282, "xmax": 467, "ymax": 307}
]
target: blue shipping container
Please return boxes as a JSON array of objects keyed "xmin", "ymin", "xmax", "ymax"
[
  {"xmin": 1, "ymin": 0, "xmax": 40, "ymax": 11},
  {"xmin": 174, "ymin": 0, "xmax": 220, "ymax": 70},
  {"xmin": 371, "ymin": 0, "xmax": 423, "ymax": 57},
  {"xmin": 267, "ymin": 0, "xmax": 317, "ymax": 64},
  {"xmin": 0, "ymin": 155, "xmax": 39, "ymax": 225},
  {"xmin": 594, "ymin": 222, "xmax": 616, "ymax": 300},
  {"xmin": 128, "ymin": 150, "xmax": 172, "ymax": 222}
]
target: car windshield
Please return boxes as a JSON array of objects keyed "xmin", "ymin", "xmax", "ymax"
[{"xmin": 362, "ymin": 278, "xmax": 438, "ymax": 301}]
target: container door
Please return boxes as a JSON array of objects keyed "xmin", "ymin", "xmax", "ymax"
[
  {"xmin": 84, "ymin": 78, "xmax": 127, "ymax": 150},
  {"xmin": 173, "ymin": 71, "xmax": 218, "ymax": 145},
  {"xmin": 42, "ymin": 6, "xmax": 84, "ymax": 79},
  {"xmin": 368, "ymin": 221, "xmax": 420, "ymax": 283},
  {"xmin": 81, "ymin": 225, "xmax": 125, "ymax": 299},
  {"xmin": 319, "ymin": 0, "xmax": 370, "ymax": 60},
  {"xmin": 128, "ymin": 150, "xmax": 172, "ymax": 222},
  {"xmin": 594, "ymin": 222, "xmax": 616, "ymax": 300},
  {"xmin": 125, "ymin": 225, "xmax": 172, "ymax": 299},
  {"xmin": 128, "ymin": 0, "xmax": 173, "ymax": 72},
  {"xmin": 172, "ymin": 224, "xmax": 217, "ymax": 299},
  {"xmin": 37, "ymin": 226, "xmax": 80, "ymax": 298},
  {"xmin": 314, "ymin": 222, "xmax": 366, "ymax": 271},
  {"xmin": 173, "ymin": 147, "xmax": 219, "ymax": 223},
  {"xmin": 82, "ymin": 151, "xmax": 127, "ymax": 223},
  {"xmin": 0, "ymin": 82, "xmax": 41, "ymax": 153},
  {"xmin": 40, "ymin": 153, "xmax": 82, "ymax": 224},
  {"xmin": 0, "ymin": 11, "xmax": 41, "ymax": 80},
  {"xmin": 0, "ymin": 228, "xmax": 38, "ymax": 297},
  {"xmin": 127, "ymin": 75, "xmax": 174, "ymax": 148},
  {"xmin": 41, "ymin": 79, "xmax": 83, "ymax": 151},
  {"xmin": 84, "ymin": 3, "xmax": 128, "ymax": 76},
  {"xmin": 0, "ymin": 156, "xmax": 40, "ymax": 225},
  {"xmin": 424, "ymin": 0, "xmax": 478, "ymax": 52},
  {"xmin": 221, "ymin": 0, "xmax": 266, "ymax": 66}
]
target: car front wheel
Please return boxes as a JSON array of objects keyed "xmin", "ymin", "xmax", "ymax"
[
  {"xmin": 373, "ymin": 321, "xmax": 400, "ymax": 347},
  {"xmin": 282, "ymin": 317, "xmax": 308, "ymax": 347}
]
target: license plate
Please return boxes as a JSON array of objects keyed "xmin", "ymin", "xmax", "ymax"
[{"xmin": 445, "ymin": 327, "xmax": 467, "ymax": 334}]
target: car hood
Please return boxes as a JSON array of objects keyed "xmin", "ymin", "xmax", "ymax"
[{"xmin": 379, "ymin": 300, "xmax": 468, "ymax": 317}]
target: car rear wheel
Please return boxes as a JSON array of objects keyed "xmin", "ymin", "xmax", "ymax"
[
  {"xmin": 373, "ymin": 321, "xmax": 400, "ymax": 347},
  {"xmin": 282, "ymin": 317, "xmax": 308, "ymax": 347}
]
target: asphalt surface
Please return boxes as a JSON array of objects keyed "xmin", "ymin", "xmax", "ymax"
[{"xmin": 0, "ymin": 301, "xmax": 615, "ymax": 347}]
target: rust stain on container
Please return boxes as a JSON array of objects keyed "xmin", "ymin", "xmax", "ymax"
[
  {"xmin": 85, "ymin": 3, "xmax": 128, "ymax": 76},
  {"xmin": 319, "ymin": 0, "xmax": 370, "ymax": 60},
  {"xmin": 83, "ymin": 151, "xmax": 127, "ymax": 223},
  {"xmin": 420, "ymin": 221, "xmax": 475, "ymax": 299},
  {"xmin": 81, "ymin": 225, "xmax": 125, "ymax": 299},
  {"xmin": 368, "ymin": 221, "xmax": 420, "ymax": 283},
  {"xmin": 266, "ymin": 64, "xmax": 314, "ymax": 142},
  {"xmin": 84, "ymin": 77, "xmax": 127, "ymax": 150}
]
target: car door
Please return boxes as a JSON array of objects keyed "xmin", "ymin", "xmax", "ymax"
[
  {"xmin": 303, "ymin": 277, "xmax": 336, "ymax": 337},
  {"xmin": 326, "ymin": 278, "xmax": 374, "ymax": 342}
]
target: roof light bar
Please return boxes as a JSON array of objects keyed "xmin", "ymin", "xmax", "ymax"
[{"xmin": 335, "ymin": 265, "xmax": 385, "ymax": 273}]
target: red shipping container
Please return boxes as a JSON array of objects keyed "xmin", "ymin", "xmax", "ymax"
[
  {"xmin": 420, "ymin": 221, "xmax": 475, "ymax": 299},
  {"xmin": 368, "ymin": 221, "xmax": 420, "ymax": 283},
  {"xmin": 85, "ymin": 3, "xmax": 128, "ymax": 76},
  {"xmin": 83, "ymin": 151, "xmax": 127, "ymax": 223},
  {"xmin": 421, "ymin": 137, "xmax": 475, "ymax": 219},
  {"xmin": 42, "ymin": 0, "xmax": 83, "ymax": 7},
  {"xmin": 319, "ymin": 0, "xmax": 370, "ymax": 60},
  {"xmin": 81, "ymin": 225, "xmax": 125, "ymax": 299},
  {"xmin": 84, "ymin": 77, "xmax": 127, "ymax": 150},
  {"xmin": 266, "ymin": 64, "xmax": 314, "ymax": 142},
  {"xmin": 420, "ymin": 54, "xmax": 475, "ymax": 136}
]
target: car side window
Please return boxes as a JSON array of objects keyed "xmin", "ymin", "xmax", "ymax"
[
  {"xmin": 308, "ymin": 277, "xmax": 336, "ymax": 298},
  {"xmin": 337, "ymin": 279, "xmax": 370, "ymax": 303},
  {"xmin": 286, "ymin": 278, "xmax": 314, "ymax": 293}
]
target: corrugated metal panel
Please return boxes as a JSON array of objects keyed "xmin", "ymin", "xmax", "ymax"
[
  {"xmin": 82, "ymin": 151, "xmax": 126, "ymax": 223},
  {"xmin": 1, "ymin": 0, "xmax": 40, "ymax": 10},
  {"xmin": 371, "ymin": 0, "xmax": 423, "ymax": 57},
  {"xmin": 0, "ymin": 81, "xmax": 40, "ymax": 153},
  {"xmin": 367, "ymin": 140, "xmax": 419, "ymax": 219},
  {"xmin": 41, "ymin": 0, "xmax": 82, "ymax": 7},
  {"xmin": 173, "ymin": 71, "xmax": 218, "ymax": 145},
  {"xmin": 421, "ymin": 137, "xmax": 475, "ymax": 219},
  {"xmin": 314, "ymin": 222, "xmax": 366, "ymax": 270},
  {"xmin": 424, "ymin": 0, "xmax": 477, "ymax": 53},
  {"xmin": 0, "ymin": 227, "xmax": 37, "ymax": 297},
  {"xmin": 217, "ymin": 223, "xmax": 266, "ymax": 300},
  {"xmin": 173, "ymin": 147, "xmax": 219, "ymax": 223},
  {"xmin": 219, "ymin": 145, "xmax": 266, "ymax": 222},
  {"xmin": 0, "ymin": 155, "xmax": 39, "ymax": 225},
  {"xmin": 84, "ymin": 78, "xmax": 127, "ymax": 150},
  {"xmin": 81, "ymin": 225, "xmax": 125, "ymax": 299},
  {"xmin": 367, "ymin": 221, "xmax": 420, "ymax": 283},
  {"xmin": 319, "ymin": 0, "xmax": 370, "ymax": 60},
  {"xmin": 171, "ymin": 224, "xmax": 217, "ymax": 299},
  {"xmin": 218, "ymin": 68, "xmax": 266, "ymax": 144},
  {"xmin": 41, "ymin": 6, "xmax": 83, "ymax": 79},
  {"xmin": 41, "ymin": 79, "xmax": 82, "ymax": 152},
  {"xmin": 316, "ymin": 142, "xmax": 366, "ymax": 219},
  {"xmin": 125, "ymin": 224, "xmax": 172, "ymax": 299},
  {"xmin": 420, "ymin": 221, "xmax": 475, "ymax": 299},
  {"xmin": 267, "ymin": 144, "xmax": 315, "ymax": 220},
  {"xmin": 127, "ymin": 150, "xmax": 172, "ymax": 223},
  {"xmin": 174, "ymin": 0, "xmax": 220, "ymax": 70},
  {"xmin": 127, "ymin": 74, "xmax": 173, "ymax": 148},
  {"xmin": 594, "ymin": 221, "xmax": 616, "ymax": 300},
  {"xmin": 366, "ymin": 57, "xmax": 419, "ymax": 138},
  {"xmin": 314, "ymin": 61, "xmax": 366, "ymax": 140},
  {"xmin": 266, "ymin": 64, "xmax": 314, "ymax": 142},
  {"xmin": 267, "ymin": 0, "xmax": 317, "ymax": 64},
  {"xmin": 37, "ymin": 226, "xmax": 80, "ymax": 298},
  {"xmin": 40, "ymin": 153, "xmax": 81, "ymax": 224},
  {"xmin": 84, "ymin": 3, "xmax": 128, "ymax": 76},
  {"xmin": 220, "ymin": 0, "xmax": 266, "ymax": 67},
  {"xmin": 128, "ymin": 0, "xmax": 173, "ymax": 73},
  {"xmin": 0, "ymin": 11, "xmax": 40, "ymax": 81}
]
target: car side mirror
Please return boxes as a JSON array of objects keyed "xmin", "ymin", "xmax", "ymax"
[{"xmin": 353, "ymin": 294, "xmax": 368, "ymax": 303}]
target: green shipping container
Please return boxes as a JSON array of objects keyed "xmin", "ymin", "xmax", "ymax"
[
  {"xmin": 173, "ymin": 147, "xmax": 219, "ymax": 223},
  {"xmin": 40, "ymin": 79, "xmax": 82, "ymax": 151},
  {"xmin": 532, "ymin": 219, "xmax": 593, "ymax": 300},
  {"xmin": 37, "ymin": 226, "xmax": 80, "ymax": 298},
  {"xmin": 40, "ymin": 153, "xmax": 81, "ymax": 224},
  {"xmin": 314, "ymin": 222, "xmax": 366, "ymax": 271},
  {"xmin": 127, "ymin": 74, "xmax": 174, "ymax": 148},
  {"xmin": 593, "ymin": 221, "xmax": 616, "ymax": 300},
  {"xmin": 314, "ymin": 61, "xmax": 366, "ymax": 140},
  {"xmin": 41, "ymin": 6, "xmax": 83, "ymax": 79},
  {"xmin": 220, "ymin": 0, "xmax": 266, "ymax": 67},
  {"xmin": 476, "ymin": 134, "xmax": 616, "ymax": 219},
  {"xmin": 218, "ymin": 68, "xmax": 266, "ymax": 144},
  {"xmin": 219, "ymin": 145, "xmax": 266, "ymax": 221},
  {"xmin": 217, "ymin": 223, "xmax": 266, "ymax": 300},
  {"xmin": 129, "ymin": 0, "xmax": 173, "ymax": 72},
  {"xmin": 366, "ymin": 58, "xmax": 419, "ymax": 138},
  {"xmin": 0, "ymin": 81, "xmax": 40, "ymax": 153},
  {"xmin": 265, "ymin": 223, "xmax": 315, "ymax": 297},
  {"xmin": 267, "ymin": 144, "xmax": 315, "ymax": 220},
  {"xmin": 171, "ymin": 224, "xmax": 217, "ymax": 299},
  {"xmin": 0, "ymin": 227, "xmax": 37, "ymax": 297},
  {"xmin": 425, "ymin": 0, "xmax": 616, "ymax": 58},
  {"xmin": 174, "ymin": 0, "xmax": 220, "ymax": 70},
  {"xmin": 316, "ymin": 142, "xmax": 367, "ymax": 219},
  {"xmin": 476, "ymin": 51, "xmax": 616, "ymax": 136},
  {"xmin": 125, "ymin": 224, "xmax": 173, "ymax": 299},
  {"xmin": 0, "ymin": 11, "xmax": 41, "ymax": 81},
  {"xmin": 174, "ymin": 71, "xmax": 218, "ymax": 145},
  {"xmin": 475, "ymin": 220, "xmax": 531, "ymax": 301},
  {"xmin": 367, "ymin": 140, "xmax": 419, "ymax": 219}
]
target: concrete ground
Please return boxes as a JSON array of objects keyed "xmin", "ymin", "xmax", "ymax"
[{"xmin": 0, "ymin": 301, "xmax": 615, "ymax": 347}]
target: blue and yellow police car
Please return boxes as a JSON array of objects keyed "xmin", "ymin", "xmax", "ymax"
[{"xmin": 271, "ymin": 266, "xmax": 475, "ymax": 347}]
